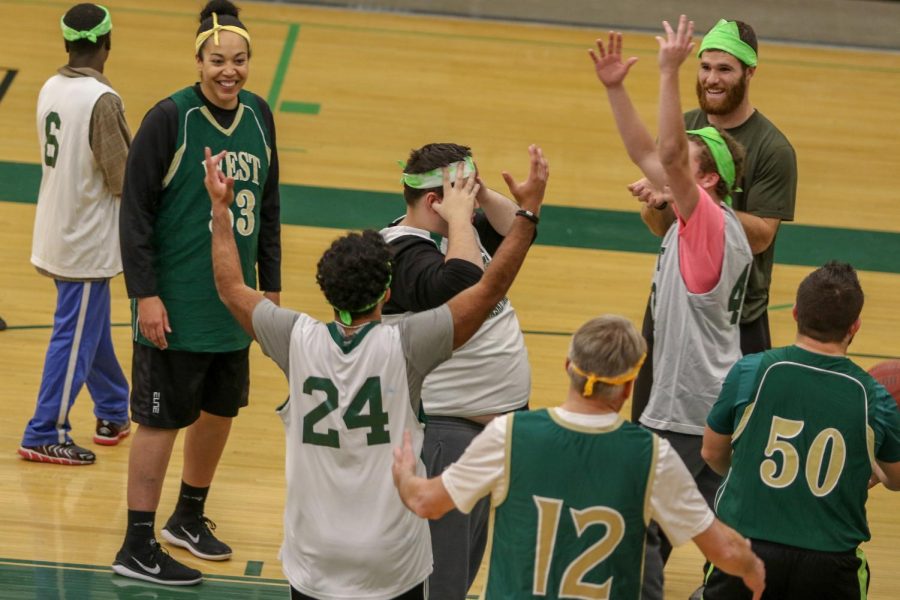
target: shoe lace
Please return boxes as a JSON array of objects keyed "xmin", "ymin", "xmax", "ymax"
[
  {"xmin": 198, "ymin": 516, "xmax": 218, "ymax": 535},
  {"xmin": 148, "ymin": 539, "xmax": 174, "ymax": 563}
]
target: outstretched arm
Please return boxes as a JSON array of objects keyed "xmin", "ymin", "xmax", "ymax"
[
  {"xmin": 590, "ymin": 32, "xmax": 666, "ymax": 189},
  {"xmin": 205, "ymin": 147, "xmax": 265, "ymax": 338},
  {"xmin": 447, "ymin": 145, "xmax": 548, "ymax": 349},
  {"xmin": 656, "ymin": 16, "xmax": 702, "ymax": 221}
]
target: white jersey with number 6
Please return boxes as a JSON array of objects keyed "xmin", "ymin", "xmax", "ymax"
[{"xmin": 33, "ymin": 74, "xmax": 122, "ymax": 279}]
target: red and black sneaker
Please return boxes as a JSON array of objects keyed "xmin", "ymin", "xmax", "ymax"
[
  {"xmin": 18, "ymin": 441, "xmax": 96, "ymax": 465},
  {"xmin": 94, "ymin": 419, "xmax": 131, "ymax": 446}
]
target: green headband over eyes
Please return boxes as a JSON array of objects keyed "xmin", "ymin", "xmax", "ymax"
[
  {"xmin": 334, "ymin": 271, "xmax": 393, "ymax": 326},
  {"xmin": 698, "ymin": 19, "xmax": 757, "ymax": 67},
  {"xmin": 61, "ymin": 4, "xmax": 112, "ymax": 43},
  {"xmin": 686, "ymin": 126, "xmax": 736, "ymax": 206},
  {"xmin": 401, "ymin": 156, "xmax": 476, "ymax": 189}
]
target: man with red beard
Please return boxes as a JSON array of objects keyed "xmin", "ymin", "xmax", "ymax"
[
  {"xmin": 628, "ymin": 19, "xmax": 797, "ymax": 600},
  {"xmin": 631, "ymin": 19, "xmax": 797, "ymax": 428}
]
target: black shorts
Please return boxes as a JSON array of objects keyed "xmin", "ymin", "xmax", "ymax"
[
  {"xmin": 130, "ymin": 342, "xmax": 250, "ymax": 429},
  {"xmin": 704, "ymin": 538, "xmax": 869, "ymax": 600}
]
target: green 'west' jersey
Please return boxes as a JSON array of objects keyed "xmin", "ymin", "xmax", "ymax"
[
  {"xmin": 484, "ymin": 410, "xmax": 656, "ymax": 600},
  {"xmin": 709, "ymin": 345, "xmax": 900, "ymax": 552},
  {"xmin": 134, "ymin": 87, "xmax": 271, "ymax": 352}
]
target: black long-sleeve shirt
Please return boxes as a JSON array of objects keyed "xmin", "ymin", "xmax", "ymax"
[
  {"xmin": 120, "ymin": 84, "xmax": 281, "ymax": 298},
  {"xmin": 383, "ymin": 213, "xmax": 502, "ymax": 314}
]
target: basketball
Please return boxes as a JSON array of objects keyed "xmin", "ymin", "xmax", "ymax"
[{"xmin": 869, "ymin": 360, "xmax": 900, "ymax": 407}]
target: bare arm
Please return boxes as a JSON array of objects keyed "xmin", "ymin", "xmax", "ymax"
[
  {"xmin": 447, "ymin": 145, "xmax": 548, "ymax": 349},
  {"xmin": 701, "ymin": 426, "xmax": 733, "ymax": 476},
  {"xmin": 590, "ymin": 33, "xmax": 666, "ymax": 189},
  {"xmin": 392, "ymin": 431, "xmax": 457, "ymax": 519},
  {"xmin": 205, "ymin": 147, "xmax": 265, "ymax": 338},
  {"xmin": 631, "ymin": 177, "xmax": 676, "ymax": 236},
  {"xmin": 656, "ymin": 16, "xmax": 700, "ymax": 221},
  {"xmin": 874, "ymin": 460, "xmax": 900, "ymax": 491},
  {"xmin": 475, "ymin": 186, "xmax": 517, "ymax": 236},
  {"xmin": 693, "ymin": 520, "xmax": 766, "ymax": 600},
  {"xmin": 736, "ymin": 212, "xmax": 780, "ymax": 255},
  {"xmin": 641, "ymin": 204, "xmax": 677, "ymax": 236}
]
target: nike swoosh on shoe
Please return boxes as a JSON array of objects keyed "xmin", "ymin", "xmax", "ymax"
[
  {"xmin": 181, "ymin": 526, "xmax": 201, "ymax": 544},
  {"xmin": 132, "ymin": 557, "xmax": 161, "ymax": 575}
]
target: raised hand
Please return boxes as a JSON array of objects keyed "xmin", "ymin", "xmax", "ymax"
[
  {"xmin": 501, "ymin": 144, "xmax": 549, "ymax": 214},
  {"xmin": 203, "ymin": 146, "xmax": 235, "ymax": 208},
  {"xmin": 656, "ymin": 15, "xmax": 695, "ymax": 73},
  {"xmin": 431, "ymin": 161, "xmax": 480, "ymax": 225},
  {"xmin": 589, "ymin": 32, "xmax": 638, "ymax": 88}
]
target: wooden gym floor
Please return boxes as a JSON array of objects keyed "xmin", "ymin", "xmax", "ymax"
[{"xmin": 0, "ymin": 0, "xmax": 898, "ymax": 597}]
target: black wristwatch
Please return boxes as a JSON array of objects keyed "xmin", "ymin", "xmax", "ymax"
[{"xmin": 515, "ymin": 209, "xmax": 539, "ymax": 224}]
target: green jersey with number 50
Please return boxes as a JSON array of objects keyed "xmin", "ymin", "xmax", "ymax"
[
  {"xmin": 135, "ymin": 86, "xmax": 270, "ymax": 352},
  {"xmin": 711, "ymin": 346, "xmax": 900, "ymax": 552}
]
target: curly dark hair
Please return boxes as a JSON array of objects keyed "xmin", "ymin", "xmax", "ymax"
[
  {"xmin": 196, "ymin": 0, "xmax": 250, "ymax": 58},
  {"xmin": 63, "ymin": 3, "xmax": 110, "ymax": 54},
  {"xmin": 316, "ymin": 230, "xmax": 393, "ymax": 319},
  {"xmin": 402, "ymin": 143, "xmax": 472, "ymax": 205}
]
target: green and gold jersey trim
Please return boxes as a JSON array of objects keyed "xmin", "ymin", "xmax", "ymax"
[
  {"xmin": 493, "ymin": 412, "xmax": 516, "ymax": 508},
  {"xmin": 643, "ymin": 434, "xmax": 659, "ymax": 526},
  {"xmin": 546, "ymin": 408, "xmax": 626, "ymax": 434},
  {"xmin": 200, "ymin": 104, "xmax": 245, "ymax": 136}
]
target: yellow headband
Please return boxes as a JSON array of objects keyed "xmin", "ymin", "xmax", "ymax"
[
  {"xmin": 194, "ymin": 12, "xmax": 251, "ymax": 54},
  {"xmin": 570, "ymin": 354, "xmax": 646, "ymax": 397}
]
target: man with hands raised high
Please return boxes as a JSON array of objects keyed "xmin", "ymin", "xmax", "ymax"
[{"xmin": 206, "ymin": 144, "xmax": 547, "ymax": 600}]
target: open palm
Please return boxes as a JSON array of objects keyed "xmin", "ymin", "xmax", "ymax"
[{"xmin": 589, "ymin": 32, "xmax": 638, "ymax": 87}]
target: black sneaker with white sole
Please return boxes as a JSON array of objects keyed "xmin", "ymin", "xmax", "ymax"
[
  {"xmin": 112, "ymin": 538, "xmax": 202, "ymax": 586},
  {"xmin": 162, "ymin": 515, "xmax": 232, "ymax": 561}
]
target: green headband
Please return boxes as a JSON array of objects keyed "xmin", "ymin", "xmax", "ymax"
[
  {"xmin": 698, "ymin": 19, "xmax": 757, "ymax": 67},
  {"xmin": 61, "ymin": 5, "xmax": 112, "ymax": 43},
  {"xmin": 334, "ymin": 271, "xmax": 393, "ymax": 326},
  {"xmin": 686, "ymin": 126, "xmax": 736, "ymax": 206},
  {"xmin": 401, "ymin": 156, "xmax": 476, "ymax": 189}
]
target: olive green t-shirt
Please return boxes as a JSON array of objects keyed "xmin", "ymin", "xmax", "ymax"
[{"xmin": 684, "ymin": 109, "xmax": 797, "ymax": 323}]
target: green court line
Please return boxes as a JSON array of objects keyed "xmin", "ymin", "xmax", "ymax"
[
  {"xmin": 244, "ymin": 560, "xmax": 264, "ymax": 576},
  {"xmin": 267, "ymin": 23, "xmax": 300, "ymax": 109},
  {"xmin": 280, "ymin": 100, "xmax": 321, "ymax": 114},
  {"xmin": 2, "ymin": 160, "xmax": 899, "ymax": 274},
  {"xmin": 0, "ymin": 558, "xmax": 481, "ymax": 598},
  {"xmin": 768, "ymin": 303, "xmax": 794, "ymax": 311}
]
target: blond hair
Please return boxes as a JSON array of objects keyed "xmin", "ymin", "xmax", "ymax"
[{"xmin": 567, "ymin": 315, "xmax": 646, "ymax": 398}]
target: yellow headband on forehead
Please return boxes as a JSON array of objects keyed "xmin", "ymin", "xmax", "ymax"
[
  {"xmin": 194, "ymin": 12, "xmax": 251, "ymax": 54},
  {"xmin": 570, "ymin": 354, "xmax": 646, "ymax": 398}
]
